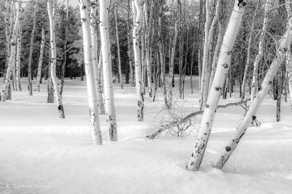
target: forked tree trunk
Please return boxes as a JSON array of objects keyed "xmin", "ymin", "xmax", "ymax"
[
  {"xmin": 99, "ymin": 0, "xmax": 118, "ymax": 141},
  {"xmin": 114, "ymin": 5, "xmax": 123, "ymax": 89},
  {"xmin": 1, "ymin": 1, "xmax": 20, "ymax": 101},
  {"xmin": 132, "ymin": 0, "xmax": 144, "ymax": 121},
  {"xmin": 186, "ymin": 0, "xmax": 247, "ymax": 171},
  {"xmin": 250, "ymin": 0, "xmax": 272, "ymax": 101},
  {"xmin": 79, "ymin": 0, "xmax": 103, "ymax": 145},
  {"xmin": 36, "ymin": 27, "xmax": 45, "ymax": 92},
  {"xmin": 216, "ymin": 16, "xmax": 292, "ymax": 169},
  {"xmin": 47, "ymin": 0, "xmax": 65, "ymax": 118},
  {"xmin": 15, "ymin": 20, "xmax": 22, "ymax": 91},
  {"xmin": 27, "ymin": 1, "xmax": 37, "ymax": 96}
]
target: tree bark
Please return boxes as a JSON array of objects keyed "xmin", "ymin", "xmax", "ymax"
[
  {"xmin": 132, "ymin": 0, "xmax": 144, "ymax": 121},
  {"xmin": 47, "ymin": 0, "xmax": 65, "ymax": 118},
  {"xmin": 186, "ymin": 0, "xmax": 247, "ymax": 171},
  {"xmin": 15, "ymin": 18, "xmax": 22, "ymax": 91},
  {"xmin": 99, "ymin": 0, "xmax": 118, "ymax": 141},
  {"xmin": 36, "ymin": 27, "xmax": 45, "ymax": 92},
  {"xmin": 79, "ymin": 0, "xmax": 103, "ymax": 145},
  {"xmin": 114, "ymin": 5, "xmax": 123, "ymax": 89},
  {"xmin": 216, "ymin": 16, "xmax": 292, "ymax": 169}
]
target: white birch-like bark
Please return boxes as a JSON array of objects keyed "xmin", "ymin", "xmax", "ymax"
[
  {"xmin": 186, "ymin": 0, "xmax": 247, "ymax": 171},
  {"xmin": 200, "ymin": 0, "xmax": 212, "ymax": 109},
  {"xmin": 36, "ymin": 27, "xmax": 45, "ymax": 92},
  {"xmin": 1, "ymin": 1, "xmax": 20, "ymax": 101},
  {"xmin": 15, "ymin": 19, "xmax": 22, "ymax": 91},
  {"xmin": 132, "ymin": 0, "xmax": 144, "ymax": 121},
  {"xmin": 97, "ymin": 50, "xmax": 105, "ymax": 114},
  {"xmin": 114, "ymin": 5, "xmax": 123, "ymax": 89},
  {"xmin": 47, "ymin": 0, "xmax": 65, "ymax": 118},
  {"xmin": 79, "ymin": 0, "xmax": 103, "ymax": 145},
  {"xmin": 286, "ymin": 0, "xmax": 292, "ymax": 102},
  {"xmin": 216, "ymin": 16, "xmax": 292, "ymax": 169},
  {"xmin": 89, "ymin": 3, "xmax": 105, "ymax": 115},
  {"xmin": 27, "ymin": 1, "xmax": 37, "ymax": 96},
  {"xmin": 99, "ymin": 0, "xmax": 118, "ymax": 141},
  {"xmin": 250, "ymin": 0, "xmax": 273, "ymax": 101}
]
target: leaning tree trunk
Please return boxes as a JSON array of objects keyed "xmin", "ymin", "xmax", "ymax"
[
  {"xmin": 114, "ymin": 5, "xmax": 123, "ymax": 89},
  {"xmin": 27, "ymin": 1, "xmax": 37, "ymax": 96},
  {"xmin": 132, "ymin": 0, "xmax": 144, "ymax": 121},
  {"xmin": 215, "ymin": 16, "xmax": 292, "ymax": 169},
  {"xmin": 186, "ymin": 0, "xmax": 247, "ymax": 171},
  {"xmin": 79, "ymin": 0, "xmax": 103, "ymax": 145},
  {"xmin": 36, "ymin": 27, "xmax": 45, "ymax": 92},
  {"xmin": 47, "ymin": 0, "xmax": 65, "ymax": 118},
  {"xmin": 15, "ymin": 20, "xmax": 22, "ymax": 91},
  {"xmin": 250, "ymin": 0, "xmax": 272, "ymax": 101},
  {"xmin": 99, "ymin": 0, "xmax": 118, "ymax": 141},
  {"xmin": 1, "ymin": 1, "xmax": 20, "ymax": 101}
]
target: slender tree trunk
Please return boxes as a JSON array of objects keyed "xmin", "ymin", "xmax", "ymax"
[
  {"xmin": 250, "ymin": 0, "xmax": 272, "ymax": 101},
  {"xmin": 36, "ymin": 27, "xmax": 45, "ymax": 92},
  {"xmin": 97, "ymin": 51, "xmax": 105, "ymax": 114},
  {"xmin": 1, "ymin": 1, "xmax": 20, "ymax": 101},
  {"xmin": 216, "ymin": 16, "xmax": 292, "ymax": 169},
  {"xmin": 47, "ymin": 0, "xmax": 65, "ymax": 118},
  {"xmin": 15, "ymin": 20, "xmax": 22, "ymax": 91},
  {"xmin": 60, "ymin": 0, "xmax": 69, "ymax": 95},
  {"xmin": 27, "ymin": 1, "xmax": 37, "ymax": 96},
  {"xmin": 132, "ymin": 0, "xmax": 144, "ymax": 121},
  {"xmin": 99, "ymin": 0, "xmax": 118, "ymax": 141},
  {"xmin": 241, "ymin": 0, "xmax": 260, "ymax": 99},
  {"xmin": 127, "ymin": 0, "xmax": 135, "ymax": 86},
  {"xmin": 186, "ymin": 0, "xmax": 247, "ymax": 171},
  {"xmin": 286, "ymin": 0, "xmax": 292, "ymax": 103},
  {"xmin": 114, "ymin": 6, "xmax": 123, "ymax": 89},
  {"xmin": 79, "ymin": 0, "xmax": 103, "ymax": 145}
]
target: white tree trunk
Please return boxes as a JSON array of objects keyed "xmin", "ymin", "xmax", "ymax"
[
  {"xmin": 186, "ymin": 0, "xmax": 247, "ymax": 171},
  {"xmin": 15, "ymin": 19, "xmax": 22, "ymax": 91},
  {"xmin": 286, "ymin": 0, "xmax": 292, "ymax": 102},
  {"xmin": 97, "ymin": 50, "xmax": 105, "ymax": 114},
  {"xmin": 47, "ymin": 0, "xmax": 65, "ymax": 118},
  {"xmin": 99, "ymin": 0, "xmax": 118, "ymax": 141},
  {"xmin": 216, "ymin": 17, "xmax": 292, "ymax": 169},
  {"xmin": 114, "ymin": 6, "xmax": 124, "ymax": 89},
  {"xmin": 90, "ymin": 3, "xmax": 105, "ymax": 116},
  {"xmin": 132, "ymin": 0, "xmax": 144, "ymax": 121},
  {"xmin": 1, "ymin": 1, "xmax": 20, "ymax": 101},
  {"xmin": 27, "ymin": 1, "xmax": 37, "ymax": 96},
  {"xmin": 250, "ymin": 0, "xmax": 272, "ymax": 101},
  {"xmin": 36, "ymin": 27, "xmax": 45, "ymax": 92},
  {"xmin": 79, "ymin": 0, "xmax": 103, "ymax": 145}
]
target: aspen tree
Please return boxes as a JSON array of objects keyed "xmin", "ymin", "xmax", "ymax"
[
  {"xmin": 1, "ymin": 1, "xmax": 20, "ymax": 101},
  {"xmin": 27, "ymin": 1, "xmax": 37, "ymax": 96},
  {"xmin": 47, "ymin": 0, "xmax": 65, "ymax": 118},
  {"xmin": 15, "ymin": 15, "xmax": 22, "ymax": 91},
  {"xmin": 89, "ymin": 1, "xmax": 105, "ymax": 115},
  {"xmin": 250, "ymin": 0, "xmax": 273, "ymax": 101},
  {"xmin": 114, "ymin": 5, "xmax": 123, "ymax": 89},
  {"xmin": 79, "ymin": 0, "xmax": 103, "ymax": 145},
  {"xmin": 36, "ymin": 28, "xmax": 45, "ymax": 92},
  {"xmin": 216, "ymin": 14, "xmax": 292, "ymax": 168},
  {"xmin": 99, "ymin": 0, "xmax": 118, "ymax": 140},
  {"xmin": 132, "ymin": 0, "xmax": 144, "ymax": 121},
  {"xmin": 186, "ymin": 0, "xmax": 247, "ymax": 171},
  {"xmin": 286, "ymin": 0, "xmax": 292, "ymax": 102}
]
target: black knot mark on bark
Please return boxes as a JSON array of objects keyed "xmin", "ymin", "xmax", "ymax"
[
  {"xmin": 268, "ymin": 81, "xmax": 273, "ymax": 85},
  {"xmin": 252, "ymin": 115, "xmax": 257, "ymax": 121},
  {"xmin": 58, "ymin": 105, "xmax": 63, "ymax": 111},
  {"xmin": 222, "ymin": 63, "xmax": 229, "ymax": 69},
  {"xmin": 238, "ymin": 0, "xmax": 247, "ymax": 7},
  {"xmin": 215, "ymin": 87, "xmax": 221, "ymax": 91},
  {"xmin": 225, "ymin": 146, "xmax": 231, "ymax": 152},
  {"xmin": 205, "ymin": 104, "xmax": 210, "ymax": 108}
]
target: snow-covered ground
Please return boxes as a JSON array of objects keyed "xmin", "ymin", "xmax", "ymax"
[{"xmin": 0, "ymin": 78, "xmax": 292, "ymax": 194}]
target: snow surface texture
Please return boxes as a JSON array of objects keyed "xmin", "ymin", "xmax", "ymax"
[{"xmin": 0, "ymin": 78, "xmax": 292, "ymax": 194}]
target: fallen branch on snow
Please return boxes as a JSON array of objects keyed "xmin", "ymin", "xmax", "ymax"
[{"xmin": 146, "ymin": 99, "xmax": 250, "ymax": 139}]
